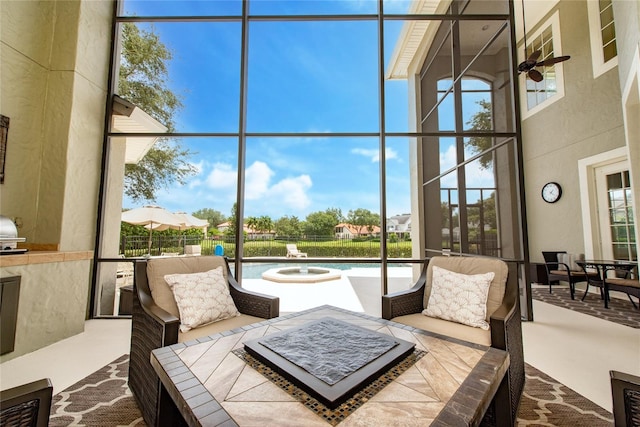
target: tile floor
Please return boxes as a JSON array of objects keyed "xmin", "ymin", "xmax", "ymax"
[{"xmin": 1, "ymin": 283, "xmax": 638, "ymax": 415}]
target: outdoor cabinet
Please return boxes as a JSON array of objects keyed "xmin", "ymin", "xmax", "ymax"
[
  {"xmin": 1, "ymin": 275, "xmax": 21, "ymax": 355},
  {"xmin": 529, "ymin": 262, "xmax": 548, "ymax": 285}
]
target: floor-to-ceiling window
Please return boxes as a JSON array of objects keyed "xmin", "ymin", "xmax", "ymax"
[
  {"xmin": 92, "ymin": 0, "xmax": 524, "ymax": 318},
  {"xmin": 406, "ymin": 0, "xmax": 529, "ymax": 316}
]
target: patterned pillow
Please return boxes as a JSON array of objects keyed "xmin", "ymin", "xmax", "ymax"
[
  {"xmin": 164, "ymin": 267, "xmax": 240, "ymax": 333},
  {"xmin": 422, "ymin": 266, "xmax": 495, "ymax": 330}
]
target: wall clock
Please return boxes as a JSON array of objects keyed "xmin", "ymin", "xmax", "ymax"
[{"xmin": 541, "ymin": 182, "xmax": 562, "ymax": 203}]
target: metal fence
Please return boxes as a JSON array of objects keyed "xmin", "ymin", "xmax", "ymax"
[{"xmin": 118, "ymin": 235, "xmax": 415, "ymax": 258}]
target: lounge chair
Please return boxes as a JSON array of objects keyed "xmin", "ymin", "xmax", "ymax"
[
  {"xmin": 286, "ymin": 244, "xmax": 307, "ymax": 258},
  {"xmin": 382, "ymin": 256, "xmax": 524, "ymax": 426},
  {"xmin": 128, "ymin": 255, "xmax": 279, "ymax": 426}
]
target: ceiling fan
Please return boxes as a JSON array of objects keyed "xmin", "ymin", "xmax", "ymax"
[
  {"xmin": 517, "ymin": 50, "xmax": 571, "ymax": 82},
  {"xmin": 517, "ymin": 0, "xmax": 570, "ymax": 83}
]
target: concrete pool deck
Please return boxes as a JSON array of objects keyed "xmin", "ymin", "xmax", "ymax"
[{"xmin": 242, "ymin": 267, "xmax": 415, "ymax": 317}]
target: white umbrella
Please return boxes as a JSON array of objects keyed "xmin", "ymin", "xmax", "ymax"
[
  {"xmin": 173, "ymin": 212, "xmax": 209, "ymax": 233},
  {"xmin": 121, "ymin": 205, "xmax": 185, "ymax": 253},
  {"xmin": 144, "ymin": 212, "xmax": 208, "ymax": 233}
]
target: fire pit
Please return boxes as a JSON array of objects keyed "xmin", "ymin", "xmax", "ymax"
[{"xmin": 261, "ymin": 266, "xmax": 342, "ymax": 283}]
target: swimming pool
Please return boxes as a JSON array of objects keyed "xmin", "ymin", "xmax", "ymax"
[{"xmin": 240, "ymin": 262, "xmax": 408, "ymax": 279}]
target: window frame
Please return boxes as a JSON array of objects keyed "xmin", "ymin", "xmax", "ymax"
[
  {"xmin": 518, "ymin": 11, "xmax": 567, "ymax": 119},
  {"xmin": 586, "ymin": 0, "xmax": 618, "ymax": 79}
]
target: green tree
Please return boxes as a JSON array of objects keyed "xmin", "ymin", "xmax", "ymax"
[
  {"xmin": 257, "ymin": 216, "xmax": 273, "ymax": 234},
  {"xmin": 274, "ymin": 215, "xmax": 303, "ymax": 238},
  {"xmin": 304, "ymin": 208, "xmax": 343, "ymax": 237},
  {"xmin": 347, "ymin": 208, "xmax": 380, "ymax": 236},
  {"xmin": 224, "ymin": 203, "xmax": 238, "ymax": 240},
  {"xmin": 246, "ymin": 216, "xmax": 259, "ymax": 234},
  {"xmin": 465, "ymin": 98, "xmax": 493, "ymax": 169},
  {"xmin": 467, "ymin": 192, "xmax": 497, "ymax": 229},
  {"xmin": 441, "ymin": 202, "xmax": 460, "ymax": 228},
  {"xmin": 119, "ymin": 23, "xmax": 196, "ymax": 203},
  {"xmin": 191, "ymin": 208, "xmax": 225, "ymax": 231}
]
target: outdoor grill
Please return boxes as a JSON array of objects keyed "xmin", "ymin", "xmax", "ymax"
[{"xmin": 0, "ymin": 215, "xmax": 27, "ymax": 254}]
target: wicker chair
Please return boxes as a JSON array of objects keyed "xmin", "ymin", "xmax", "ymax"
[
  {"xmin": 605, "ymin": 277, "xmax": 640, "ymax": 310},
  {"xmin": 610, "ymin": 370, "xmax": 640, "ymax": 426},
  {"xmin": 128, "ymin": 256, "xmax": 280, "ymax": 427},
  {"xmin": 382, "ymin": 256, "xmax": 524, "ymax": 427},
  {"xmin": 542, "ymin": 251, "xmax": 597, "ymax": 300},
  {"xmin": 0, "ymin": 378, "xmax": 53, "ymax": 427}
]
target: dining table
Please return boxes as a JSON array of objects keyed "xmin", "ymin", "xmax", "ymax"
[{"xmin": 576, "ymin": 259, "xmax": 638, "ymax": 308}]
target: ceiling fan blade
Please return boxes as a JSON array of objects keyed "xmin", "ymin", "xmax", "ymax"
[
  {"xmin": 536, "ymin": 55, "xmax": 571, "ymax": 67},
  {"xmin": 527, "ymin": 50, "xmax": 542, "ymax": 62},
  {"xmin": 528, "ymin": 69, "xmax": 543, "ymax": 82}
]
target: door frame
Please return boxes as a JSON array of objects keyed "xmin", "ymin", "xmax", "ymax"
[
  {"xmin": 594, "ymin": 161, "xmax": 632, "ymax": 260},
  {"xmin": 578, "ymin": 147, "xmax": 629, "ymax": 259}
]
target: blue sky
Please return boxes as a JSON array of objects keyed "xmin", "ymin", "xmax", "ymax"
[{"xmin": 121, "ymin": 0, "xmax": 494, "ymax": 220}]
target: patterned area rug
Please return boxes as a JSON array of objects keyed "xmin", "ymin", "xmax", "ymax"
[
  {"xmin": 48, "ymin": 354, "xmax": 613, "ymax": 426},
  {"xmin": 49, "ymin": 355, "xmax": 145, "ymax": 427},
  {"xmin": 531, "ymin": 286, "xmax": 640, "ymax": 329}
]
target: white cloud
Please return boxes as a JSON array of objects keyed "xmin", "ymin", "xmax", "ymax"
[
  {"xmin": 188, "ymin": 178, "xmax": 202, "ymax": 189},
  {"xmin": 270, "ymin": 175, "xmax": 312, "ymax": 210},
  {"xmin": 386, "ymin": 148, "xmax": 398, "ymax": 161},
  {"xmin": 206, "ymin": 162, "xmax": 237, "ymax": 189},
  {"xmin": 351, "ymin": 147, "xmax": 399, "ymax": 162},
  {"xmin": 188, "ymin": 160, "xmax": 313, "ymax": 215},
  {"xmin": 245, "ymin": 161, "xmax": 275, "ymax": 199}
]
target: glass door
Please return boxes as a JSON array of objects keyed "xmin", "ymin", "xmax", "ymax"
[{"xmin": 596, "ymin": 163, "xmax": 637, "ymax": 261}]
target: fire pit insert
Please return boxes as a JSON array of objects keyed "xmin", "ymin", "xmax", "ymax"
[{"xmin": 243, "ymin": 317, "xmax": 415, "ymax": 408}]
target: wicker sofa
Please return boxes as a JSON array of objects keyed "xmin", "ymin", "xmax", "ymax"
[
  {"xmin": 382, "ymin": 256, "xmax": 524, "ymax": 426},
  {"xmin": 128, "ymin": 256, "xmax": 280, "ymax": 427}
]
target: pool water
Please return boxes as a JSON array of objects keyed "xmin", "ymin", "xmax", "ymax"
[{"xmin": 241, "ymin": 263, "xmax": 383, "ymax": 279}]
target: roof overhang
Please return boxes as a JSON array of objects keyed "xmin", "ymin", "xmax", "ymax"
[
  {"xmin": 386, "ymin": 0, "xmax": 451, "ymax": 80},
  {"xmin": 386, "ymin": 0, "xmax": 558, "ymax": 80},
  {"xmin": 111, "ymin": 95, "xmax": 168, "ymax": 164}
]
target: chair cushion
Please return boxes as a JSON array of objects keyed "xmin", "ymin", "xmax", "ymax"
[
  {"xmin": 549, "ymin": 270, "xmax": 596, "ymax": 277},
  {"xmin": 392, "ymin": 313, "xmax": 491, "ymax": 346},
  {"xmin": 164, "ymin": 267, "xmax": 240, "ymax": 333},
  {"xmin": 606, "ymin": 278, "xmax": 640, "ymax": 289},
  {"xmin": 424, "ymin": 256, "xmax": 508, "ymax": 322},
  {"xmin": 422, "ymin": 266, "xmax": 494, "ymax": 330},
  {"xmin": 147, "ymin": 256, "xmax": 228, "ymax": 319},
  {"xmin": 178, "ymin": 314, "xmax": 265, "ymax": 343}
]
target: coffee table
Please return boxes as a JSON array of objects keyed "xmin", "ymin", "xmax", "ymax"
[{"xmin": 151, "ymin": 305, "xmax": 509, "ymax": 427}]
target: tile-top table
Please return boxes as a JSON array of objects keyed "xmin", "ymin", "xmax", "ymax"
[{"xmin": 151, "ymin": 305, "xmax": 509, "ymax": 427}]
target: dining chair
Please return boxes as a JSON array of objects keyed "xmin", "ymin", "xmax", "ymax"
[
  {"xmin": 605, "ymin": 277, "xmax": 640, "ymax": 309},
  {"xmin": 542, "ymin": 251, "xmax": 597, "ymax": 300}
]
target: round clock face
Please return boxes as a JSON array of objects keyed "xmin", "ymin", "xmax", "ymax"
[{"xmin": 542, "ymin": 182, "xmax": 562, "ymax": 203}]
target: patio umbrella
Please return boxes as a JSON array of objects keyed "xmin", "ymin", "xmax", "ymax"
[
  {"xmin": 121, "ymin": 205, "xmax": 185, "ymax": 254},
  {"xmin": 173, "ymin": 212, "xmax": 209, "ymax": 234}
]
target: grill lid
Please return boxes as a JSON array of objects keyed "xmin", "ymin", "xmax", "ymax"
[{"xmin": 0, "ymin": 215, "xmax": 25, "ymax": 251}]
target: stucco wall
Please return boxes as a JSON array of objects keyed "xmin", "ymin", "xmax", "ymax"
[
  {"xmin": 613, "ymin": 0, "xmax": 640, "ymax": 88},
  {"xmin": 521, "ymin": 1, "xmax": 627, "ymax": 263},
  {"xmin": 613, "ymin": 0, "xmax": 640, "ymax": 256},
  {"xmin": 0, "ymin": 0, "xmax": 112, "ymax": 361},
  {"xmin": 0, "ymin": 260, "xmax": 92, "ymax": 362}
]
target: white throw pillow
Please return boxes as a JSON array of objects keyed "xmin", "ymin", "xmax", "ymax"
[
  {"xmin": 164, "ymin": 267, "xmax": 240, "ymax": 333},
  {"xmin": 422, "ymin": 266, "xmax": 495, "ymax": 330}
]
